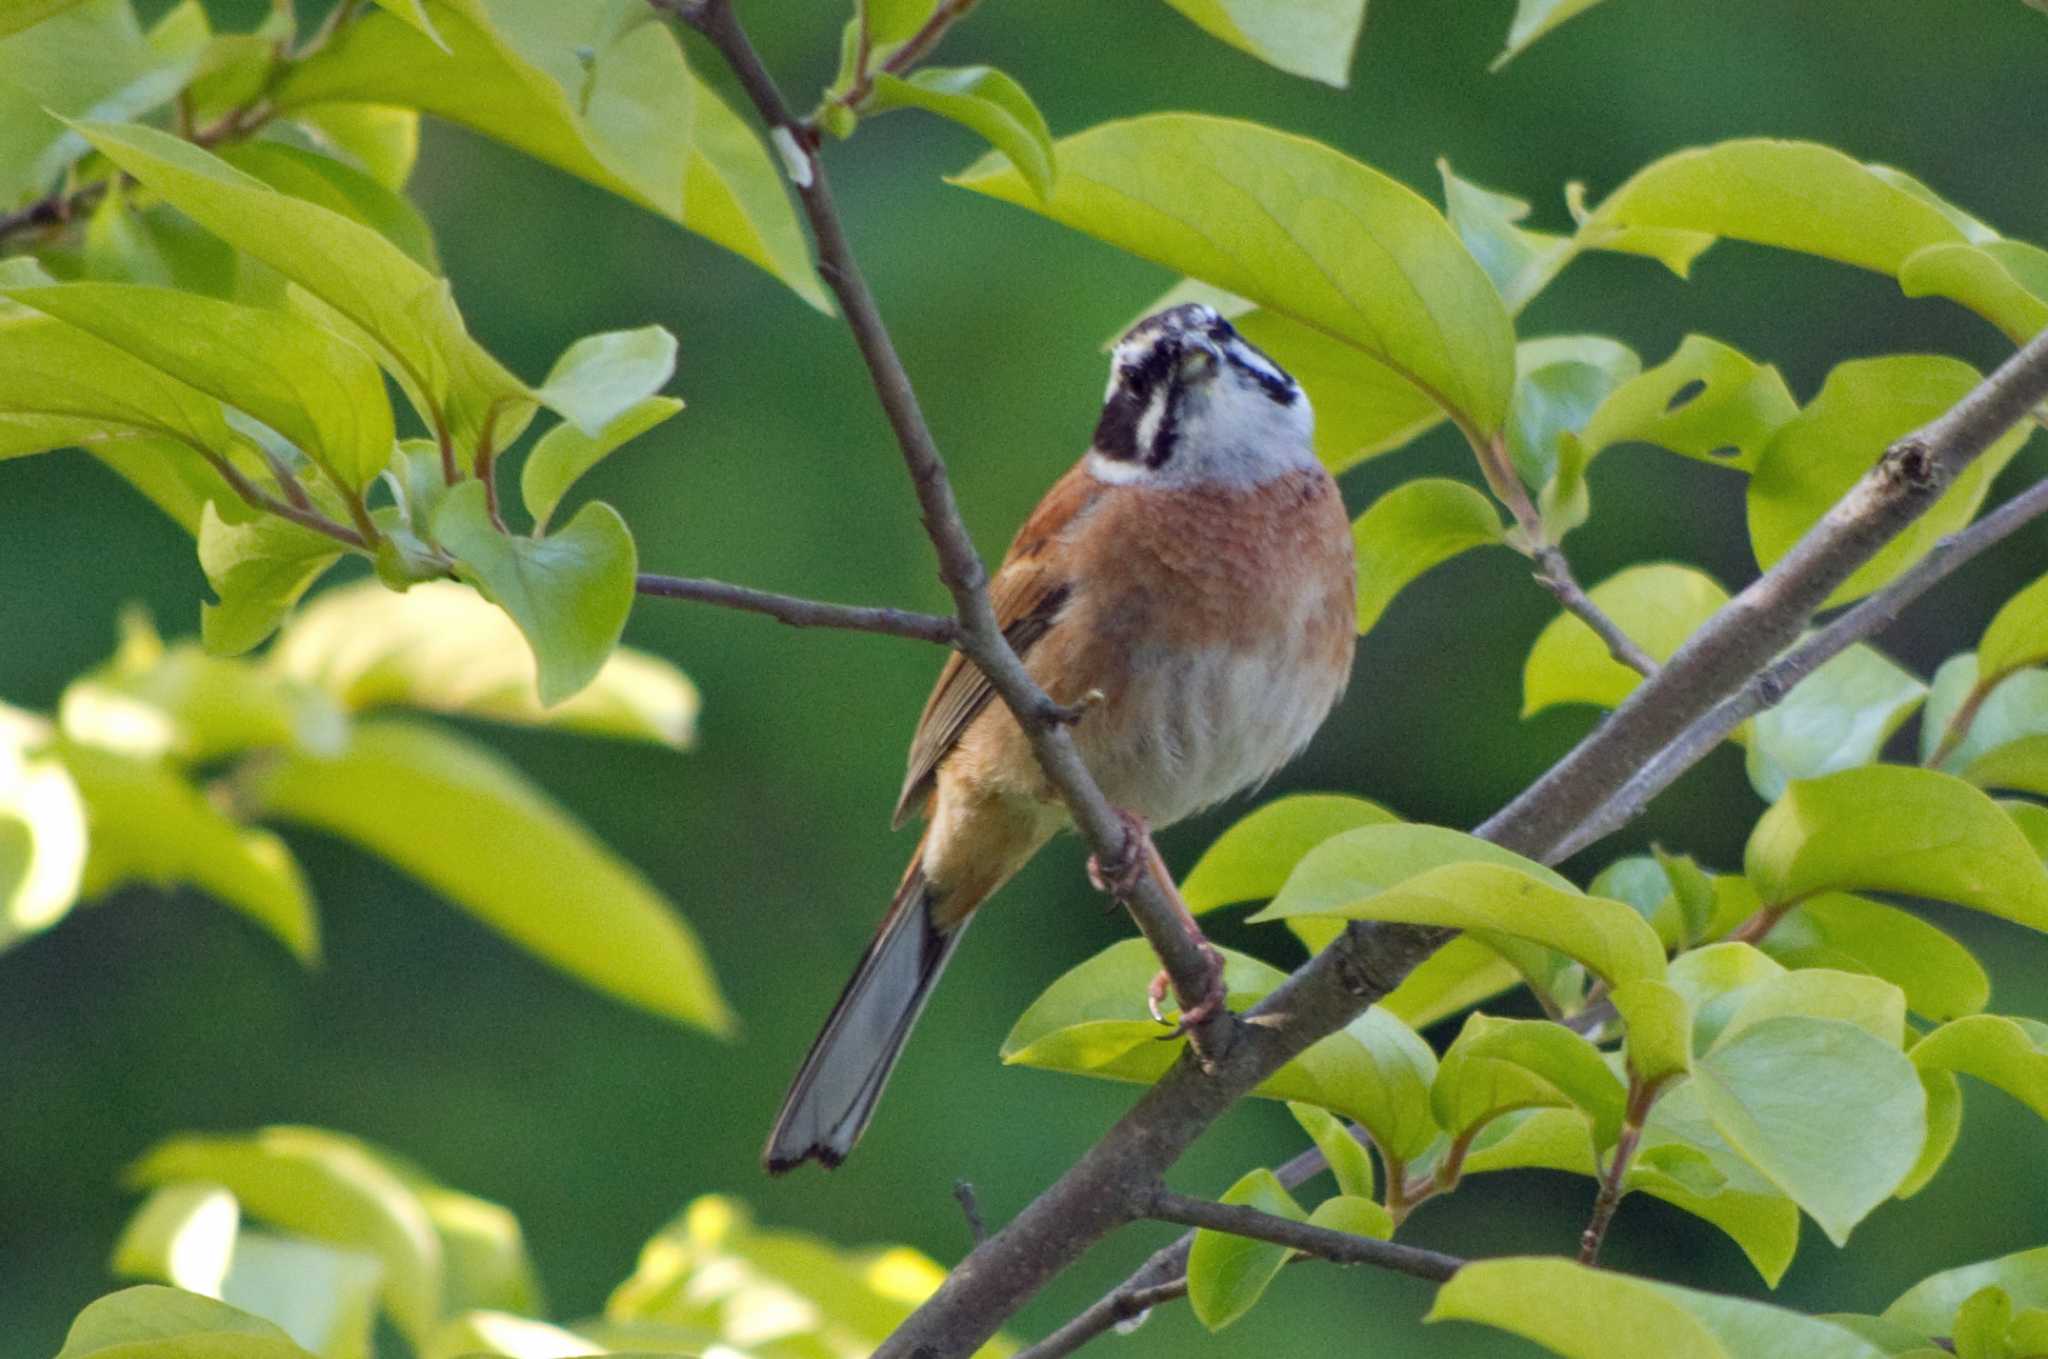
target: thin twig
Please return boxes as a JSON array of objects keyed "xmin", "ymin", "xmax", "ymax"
[
  {"xmin": 1579, "ymin": 1077, "xmax": 1664, "ymax": 1266},
  {"xmin": 954, "ymin": 1180, "xmax": 987, "ymax": 1245},
  {"xmin": 634, "ymin": 572, "xmax": 958, "ymax": 643},
  {"xmin": 1553, "ymin": 463, "xmax": 2048, "ymax": 862},
  {"xmin": 196, "ymin": 448, "xmax": 369, "ymax": 550},
  {"xmin": 664, "ymin": 0, "xmax": 1232, "ymax": 1069},
  {"xmin": 1144, "ymin": 1188, "xmax": 1464, "ymax": 1282},
  {"xmin": 1924, "ymin": 676, "xmax": 1994, "ymax": 770},
  {"xmin": 1533, "ymin": 545, "xmax": 1659, "ymax": 677}
]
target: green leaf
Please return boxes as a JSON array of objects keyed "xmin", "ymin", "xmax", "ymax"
[
  {"xmin": 1714, "ymin": 969, "xmax": 1907, "ymax": 1049},
  {"xmin": 1912, "ymin": 1015, "xmax": 2048, "ymax": 1122},
  {"xmin": 292, "ymin": 104, "xmax": 421, "ymax": 191},
  {"xmin": 1900, "ymin": 241, "xmax": 2048, "ymax": 345},
  {"xmin": 1306, "ymin": 1193, "xmax": 1392, "ymax": 1241},
  {"xmin": 197, "ymin": 505, "xmax": 344, "ymax": 658},
  {"xmin": 1523, "ymin": 564, "xmax": 1728, "ymax": 715},
  {"xmin": 0, "ymin": 722, "xmax": 86, "ymax": 952},
  {"xmin": 112, "ymin": 1183, "xmax": 241, "ymax": 1298},
  {"xmin": 1968, "ymin": 735, "xmax": 2048, "ymax": 798},
  {"xmin": 870, "ymin": 66, "xmax": 1055, "ymax": 202},
  {"xmin": 1694, "ymin": 1016, "xmax": 1926, "ymax": 1245},
  {"xmin": 1253, "ymin": 824, "xmax": 1665, "ymax": 986},
  {"xmin": 535, "ymin": 325, "xmax": 678, "ymax": 438},
  {"xmin": 1612, "ymin": 978, "xmax": 1692, "ymax": 1083},
  {"xmin": 520, "ymin": 396, "xmax": 682, "ymax": 535},
  {"xmin": 1505, "ymin": 334, "xmax": 1640, "ymax": 498},
  {"xmin": 1887, "ymin": 1248, "xmax": 2048, "ymax": 1338},
  {"xmin": 1437, "ymin": 1013, "xmax": 1627, "ymax": 1146},
  {"xmin": 1744, "ymin": 765, "xmax": 2048, "ymax": 929},
  {"xmin": 1186, "ymin": 1168, "xmax": 1305, "ymax": 1331},
  {"xmin": 0, "ymin": 0, "xmax": 203, "ymax": 203},
  {"xmin": 1287, "ymin": 1103, "xmax": 1374, "ymax": 1199},
  {"xmin": 953, "ymin": 113, "xmax": 1517, "ymax": 438},
  {"xmin": 1352, "ymin": 478, "xmax": 1505, "ymax": 634},
  {"xmin": 1759, "ymin": 893, "xmax": 1989, "ymax": 1022},
  {"xmin": 220, "ymin": 1233, "xmax": 384, "ymax": 1359},
  {"xmin": 1898, "ymin": 1067, "xmax": 1963, "ymax": 1201},
  {"xmin": 1003, "ymin": 940, "xmax": 1441, "ymax": 1160},
  {"xmin": 128, "ymin": 1128, "xmax": 443, "ymax": 1346},
  {"xmin": 1181, "ymin": 792, "xmax": 1398, "ymax": 913},
  {"xmin": 1157, "ymin": 0, "xmax": 1367, "ymax": 86},
  {"xmin": 1744, "ymin": 644, "xmax": 1927, "ymax": 802},
  {"xmin": 78, "ymin": 120, "xmax": 533, "ymax": 455},
  {"xmin": 1751, "ymin": 356, "xmax": 2029, "ymax": 607},
  {"xmin": 1981, "ymin": 573, "xmax": 2048, "ymax": 681},
  {"xmin": 1588, "ymin": 139, "xmax": 1969, "ymax": 276},
  {"xmin": 272, "ymin": 579, "xmax": 698, "ymax": 749},
  {"xmin": 366, "ymin": 0, "xmax": 448, "ymax": 49},
  {"xmin": 1923, "ymin": 655, "xmax": 2048, "ymax": 774},
  {"xmin": 4, "ymin": 281, "xmax": 396, "ymax": 494},
  {"xmin": 1430, "ymin": 1256, "xmax": 1892, "ymax": 1359},
  {"xmin": 1576, "ymin": 334, "xmax": 1798, "ymax": 476},
  {"xmin": 420, "ymin": 1311, "xmax": 599, "ymax": 1359},
  {"xmin": 60, "ymin": 742, "xmax": 319, "ymax": 963},
  {"xmin": 251, "ymin": 719, "xmax": 728, "ymax": 1031},
  {"xmin": 218, "ymin": 141, "xmax": 439, "ymax": 271},
  {"xmin": 57, "ymin": 1286, "xmax": 315, "ymax": 1359},
  {"xmin": 275, "ymin": 0, "xmax": 828, "ymax": 311},
  {"xmin": 432, "ymin": 482, "xmax": 636, "ymax": 706},
  {"xmin": 0, "ymin": 0, "xmax": 92, "ymax": 37},
  {"xmin": 0, "ymin": 308, "xmax": 237, "ymax": 455},
  {"xmin": 1493, "ymin": 0, "xmax": 1613, "ymax": 68},
  {"xmin": 1667, "ymin": 942, "xmax": 1787, "ymax": 1053},
  {"xmin": 1378, "ymin": 934, "xmax": 1525, "ymax": 1029}
]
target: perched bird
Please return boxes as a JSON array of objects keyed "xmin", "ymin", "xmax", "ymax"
[{"xmin": 763, "ymin": 303, "xmax": 1358, "ymax": 1172}]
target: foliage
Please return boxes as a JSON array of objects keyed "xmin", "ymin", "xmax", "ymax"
[{"xmin": 5, "ymin": 0, "xmax": 2048, "ymax": 1356}]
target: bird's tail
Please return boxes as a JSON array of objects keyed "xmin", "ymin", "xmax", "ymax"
[{"xmin": 763, "ymin": 853, "xmax": 966, "ymax": 1173}]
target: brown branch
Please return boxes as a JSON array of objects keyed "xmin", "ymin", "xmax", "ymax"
[
  {"xmin": 660, "ymin": 0, "xmax": 1231, "ymax": 1060},
  {"xmin": 1579, "ymin": 1076, "xmax": 1664, "ymax": 1266},
  {"xmin": 1924, "ymin": 676, "xmax": 1996, "ymax": 770},
  {"xmin": 1553, "ymin": 459, "xmax": 2048, "ymax": 862},
  {"xmin": 634, "ymin": 572, "xmax": 958, "ymax": 643},
  {"xmin": 1145, "ymin": 1187, "xmax": 1464, "ymax": 1281},
  {"xmin": 1533, "ymin": 544, "xmax": 1659, "ymax": 677}
]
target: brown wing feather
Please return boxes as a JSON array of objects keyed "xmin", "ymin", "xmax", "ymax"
[{"xmin": 891, "ymin": 464, "xmax": 1101, "ymax": 828}]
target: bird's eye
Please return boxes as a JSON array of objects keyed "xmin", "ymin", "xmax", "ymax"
[{"xmin": 1178, "ymin": 348, "xmax": 1218, "ymax": 381}]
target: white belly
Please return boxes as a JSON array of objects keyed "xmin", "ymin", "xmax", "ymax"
[{"xmin": 1081, "ymin": 638, "xmax": 1342, "ymax": 828}]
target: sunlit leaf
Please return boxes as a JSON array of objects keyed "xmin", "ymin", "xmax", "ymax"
[
  {"xmin": 250, "ymin": 719, "xmax": 731, "ymax": 1032},
  {"xmin": 78, "ymin": 120, "xmax": 533, "ymax": 455},
  {"xmin": 1492, "ymin": 0, "xmax": 1614, "ymax": 69},
  {"xmin": 870, "ymin": 66, "xmax": 1055, "ymax": 201},
  {"xmin": 1900, "ymin": 241, "xmax": 2048, "ymax": 345},
  {"xmin": 1749, "ymin": 356, "xmax": 2028, "ymax": 607},
  {"xmin": 1714, "ymin": 969, "xmax": 1907, "ymax": 1049},
  {"xmin": 1353, "ymin": 478, "xmax": 1505, "ymax": 634},
  {"xmin": 197, "ymin": 505, "xmax": 344, "ymax": 658},
  {"xmin": 0, "ymin": 723, "xmax": 86, "ymax": 952},
  {"xmin": 112, "ymin": 1183, "xmax": 241, "ymax": 1300},
  {"xmin": 56, "ymin": 1286, "xmax": 316, "ymax": 1359},
  {"xmin": 521, "ymin": 397, "xmax": 682, "ymax": 535},
  {"xmin": 1744, "ymin": 644, "xmax": 1926, "ymax": 802},
  {"xmin": 1575, "ymin": 334, "xmax": 1796, "ymax": 476},
  {"xmin": 1612, "ymin": 979, "xmax": 1692, "ymax": 1083},
  {"xmin": 1912, "ymin": 1014, "xmax": 2048, "ymax": 1123},
  {"xmin": 1430, "ymin": 1256, "xmax": 1891, "ymax": 1358},
  {"xmin": 1287, "ymin": 1102, "xmax": 1374, "ymax": 1199},
  {"xmin": 1759, "ymin": 893, "xmax": 1989, "ymax": 1022},
  {"xmin": 1378, "ymin": 935, "xmax": 1525, "ymax": 1030},
  {"xmin": 128, "ymin": 1129, "xmax": 443, "ymax": 1346},
  {"xmin": 1436, "ymin": 1013, "xmax": 1626, "ymax": 1147},
  {"xmin": 1886, "ymin": 1248, "xmax": 2048, "ymax": 1338},
  {"xmin": 1506, "ymin": 334, "xmax": 1639, "ymax": 499},
  {"xmin": 954, "ymin": 114, "xmax": 1517, "ymax": 438},
  {"xmin": 62, "ymin": 739, "xmax": 316, "ymax": 961},
  {"xmin": 535, "ymin": 325, "xmax": 678, "ymax": 439},
  {"xmin": 1745, "ymin": 765, "xmax": 2048, "ymax": 930},
  {"xmin": 1181, "ymin": 792, "xmax": 1398, "ymax": 914},
  {"xmin": 0, "ymin": 0, "xmax": 93, "ymax": 37},
  {"xmin": 1186, "ymin": 1167, "xmax": 1303, "ymax": 1331},
  {"xmin": 3, "ymin": 281, "xmax": 397, "ymax": 494},
  {"xmin": 433, "ymin": 482, "xmax": 636, "ymax": 707},
  {"xmin": 271, "ymin": 579, "xmax": 698, "ymax": 749},
  {"xmin": 1923, "ymin": 655, "xmax": 2048, "ymax": 774},
  {"xmin": 1694, "ymin": 1016, "xmax": 1925, "ymax": 1245},
  {"xmin": 1523, "ymin": 564, "xmax": 1727, "ymax": 715},
  {"xmin": 221, "ymin": 1233, "xmax": 384, "ymax": 1359},
  {"xmin": 1157, "ymin": 0, "xmax": 1367, "ymax": 86},
  {"xmin": 218, "ymin": 141, "xmax": 439, "ymax": 271}
]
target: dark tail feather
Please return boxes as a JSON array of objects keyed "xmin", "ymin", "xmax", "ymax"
[{"xmin": 763, "ymin": 861, "xmax": 965, "ymax": 1172}]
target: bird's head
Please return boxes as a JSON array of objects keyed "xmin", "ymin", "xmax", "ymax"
[{"xmin": 1089, "ymin": 302, "xmax": 1315, "ymax": 486}]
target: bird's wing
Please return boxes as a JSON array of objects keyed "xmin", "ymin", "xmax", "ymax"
[{"xmin": 891, "ymin": 465, "xmax": 1099, "ymax": 828}]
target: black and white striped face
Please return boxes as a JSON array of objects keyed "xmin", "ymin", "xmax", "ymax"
[{"xmin": 1089, "ymin": 303, "xmax": 1314, "ymax": 488}]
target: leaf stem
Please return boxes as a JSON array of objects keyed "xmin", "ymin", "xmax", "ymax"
[
  {"xmin": 1578, "ymin": 1077, "xmax": 1663, "ymax": 1265},
  {"xmin": 1924, "ymin": 676, "xmax": 1995, "ymax": 771}
]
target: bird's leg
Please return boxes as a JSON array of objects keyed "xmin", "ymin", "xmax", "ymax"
[{"xmin": 1087, "ymin": 808, "xmax": 1229, "ymax": 1038}]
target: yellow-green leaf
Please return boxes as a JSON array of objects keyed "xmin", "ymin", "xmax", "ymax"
[
  {"xmin": 1353, "ymin": 478, "xmax": 1505, "ymax": 634},
  {"xmin": 1523, "ymin": 564, "xmax": 1728, "ymax": 715},
  {"xmin": 1181, "ymin": 792, "xmax": 1398, "ymax": 914},
  {"xmin": 1157, "ymin": 0, "xmax": 1367, "ymax": 87}
]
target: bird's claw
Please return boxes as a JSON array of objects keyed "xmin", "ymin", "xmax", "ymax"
[
  {"xmin": 1086, "ymin": 808, "xmax": 1150, "ymax": 899},
  {"xmin": 1149, "ymin": 943, "xmax": 1227, "ymax": 1038}
]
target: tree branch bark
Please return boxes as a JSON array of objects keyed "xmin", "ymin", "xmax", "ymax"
[
  {"xmin": 1144, "ymin": 1187, "xmax": 1464, "ymax": 1281},
  {"xmin": 633, "ymin": 572, "xmax": 958, "ymax": 643}
]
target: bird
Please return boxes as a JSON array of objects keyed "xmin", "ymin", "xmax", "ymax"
[{"xmin": 763, "ymin": 302, "xmax": 1358, "ymax": 1173}]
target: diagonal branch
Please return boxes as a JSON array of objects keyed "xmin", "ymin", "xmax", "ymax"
[
  {"xmin": 634, "ymin": 572, "xmax": 958, "ymax": 643},
  {"xmin": 657, "ymin": 0, "xmax": 1231, "ymax": 1056},
  {"xmin": 1532, "ymin": 543, "xmax": 1659, "ymax": 677},
  {"xmin": 1144, "ymin": 1187, "xmax": 1464, "ymax": 1282}
]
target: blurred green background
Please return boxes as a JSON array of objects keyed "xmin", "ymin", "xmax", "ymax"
[{"xmin": 7, "ymin": 0, "xmax": 2048, "ymax": 1353}]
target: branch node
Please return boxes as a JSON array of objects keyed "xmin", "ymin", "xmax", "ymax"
[{"xmin": 1881, "ymin": 435, "xmax": 1940, "ymax": 493}]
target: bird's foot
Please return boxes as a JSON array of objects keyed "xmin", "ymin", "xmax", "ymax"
[
  {"xmin": 1148, "ymin": 941, "xmax": 1227, "ymax": 1036},
  {"xmin": 1086, "ymin": 807, "xmax": 1151, "ymax": 898}
]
